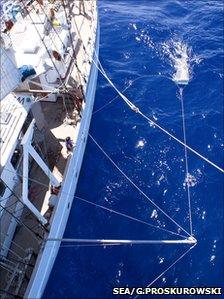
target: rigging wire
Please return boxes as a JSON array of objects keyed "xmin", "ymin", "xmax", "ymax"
[
  {"xmin": 1, "ymin": 244, "xmax": 22, "ymax": 260},
  {"xmin": 75, "ymin": 195, "xmax": 188, "ymax": 239},
  {"xmin": 89, "ymin": 134, "xmax": 192, "ymax": 237},
  {"xmin": 56, "ymin": 243, "xmax": 121, "ymax": 248},
  {"xmin": 179, "ymin": 88, "xmax": 193, "ymax": 235},
  {"xmin": 133, "ymin": 243, "xmax": 197, "ymax": 299}
]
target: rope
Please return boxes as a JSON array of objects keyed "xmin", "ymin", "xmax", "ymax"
[
  {"xmin": 133, "ymin": 243, "xmax": 197, "ymax": 299},
  {"xmin": 75, "ymin": 196, "xmax": 188, "ymax": 239},
  {"xmin": 92, "ymin": 57, "xmax": 224, "ymax": 174},
  {"xmin": 93, "ymin": 92, "xmax": 121, "ymax": 115},
  {"xmin": 89, "ymin": 134, "xmax": 191, "ymax": 237},
  {"xmin": 93, "ymin": 75, "xmax": 152, "ymax": 115},
  {"xmin": 179, "ymin": 88, "xmax": 193, "ymax": 235}
]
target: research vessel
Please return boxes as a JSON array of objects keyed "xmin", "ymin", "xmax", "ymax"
[{"xmin": 0, "ymin": 0, "xmax": 99, "ymax": 297}]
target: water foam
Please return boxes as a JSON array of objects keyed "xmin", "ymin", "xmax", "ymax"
[{"xmin": 162, "ymin": 40, "xmax": 191, "ymax": 85}]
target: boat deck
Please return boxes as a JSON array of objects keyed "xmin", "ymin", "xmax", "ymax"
[
  {"xmin": 0, "ymin": 95, "xmax": 82, "ymax": 296},
  {"xmin": 0, "ymin": 1, "xmax": 97, "ymax": 297}
]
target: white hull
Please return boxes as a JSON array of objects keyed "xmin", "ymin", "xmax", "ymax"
[{"xmin": 25, "ymin": 22, "xmax": 100, "ymax": 299}]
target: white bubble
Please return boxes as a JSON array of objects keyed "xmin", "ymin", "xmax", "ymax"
[
  {"xmin": 163, "ymin": 189, "xmax": 168, "ymax": 196},
  {"xmin": 158, "ymin": 257, "xmax": 164, "ymax": 264},
  {"xmin": 151, "ymin": 209, "xmax": 158, "ymax": 219},
  {"xmin": 202, "ymin": 211, "xmax": 206, "ymax": 220},
  {"xmin": 210, "ymin": 255, "xmax": 215, "ymax": 262},
  {"xmin": 133, "ymin": 23, "xmax": 137, "ymax": 30},
  {"xmin": 136, "ymin": 139, "xmax": 146, "ymax": 149}
]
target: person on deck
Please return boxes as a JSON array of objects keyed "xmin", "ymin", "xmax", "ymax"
[
  {"xmin": 50, "ymin": 184, "xmax": 61, "ymax": 195},
  {"xmin": 65, "ymin": 137, "xmax": 73, "ymax": 153}
]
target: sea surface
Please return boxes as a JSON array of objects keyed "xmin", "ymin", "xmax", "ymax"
[{"xmin": 44, "ymin": 1, "xmax": 223, "ymax": 298}]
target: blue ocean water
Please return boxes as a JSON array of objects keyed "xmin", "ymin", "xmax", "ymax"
[{"xmin": 44, "ymin": 1, "xmax": 223, "ymax": 298}]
